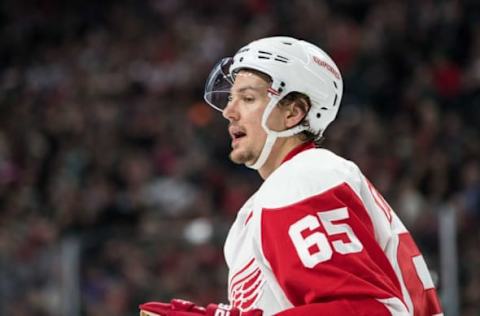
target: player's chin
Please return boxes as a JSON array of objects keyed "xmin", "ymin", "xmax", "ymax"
[
  {"xmin": 229, "ymin": 150, "xmax": 245, "ymax": 165},
  {"xmin": 229, "ymin": 148, "xmax": 254, "ymax": 165}
]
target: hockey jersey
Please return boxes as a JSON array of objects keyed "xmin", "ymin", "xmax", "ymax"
[{"xmin": 223, "ymin": 142, "xmax": 443, "ymax": 316}]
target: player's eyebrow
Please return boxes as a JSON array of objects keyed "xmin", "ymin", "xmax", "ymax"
[{"xmin": 232, "ymin": 85, "xmax": 268, "ymax": 94}]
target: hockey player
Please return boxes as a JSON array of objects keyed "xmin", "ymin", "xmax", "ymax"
[{"xmin": 140, "ymin": 36, "xmax": 443, "ymax": 316}]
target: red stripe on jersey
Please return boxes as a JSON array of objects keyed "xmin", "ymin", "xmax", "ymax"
[
  {"xmin": 397, "ymin": 233, "xmax": 443, "ymax": 315},
  {"xmin": 244, "ymin": 211, "xmax": 254, "ymax": 226},
  {"xmin": 261, "ymin": 182, "xmax": 403, "ymax": 309}
]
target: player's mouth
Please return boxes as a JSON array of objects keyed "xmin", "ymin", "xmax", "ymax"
[{"xmin": 229, "ymin": 127, "xmax": 247, "ymax": 147}]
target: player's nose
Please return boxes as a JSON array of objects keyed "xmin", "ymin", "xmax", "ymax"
[{"xmin": 222, "ymin": 100, "xmax": 239, "ymax": 121}]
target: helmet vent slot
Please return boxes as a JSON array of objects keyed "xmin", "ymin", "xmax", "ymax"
[
  {"xmin": 274, "ymin": 55, "xmax": 289, "ymax": 63},
  {"xmin": 258, "ymin": 50, "xmax": 272, "ymax": 60},
  {"xmin": 282, "ymin": 41, "xmax": 293, "ymax": 45},
  {"xmin": 333, "ymin": 94, "xmax": 338, "ymax": 107},
  {"xmin": 256, "ymin": 50, "xmax": 289, "ymax": 63}
]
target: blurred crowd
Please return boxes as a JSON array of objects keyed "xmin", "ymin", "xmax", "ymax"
[{"xmin": 0, "ymin": 0, "xmax": 479, "ymax": 315}]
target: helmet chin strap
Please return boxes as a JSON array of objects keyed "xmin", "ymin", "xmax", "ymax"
[
  {"xmin": 246, "ymin": 131, "xmax": 277, "ymax": 170},
  {"xmin": 246, "ymin": 95, "xmax": 307, "ymax": 170}
]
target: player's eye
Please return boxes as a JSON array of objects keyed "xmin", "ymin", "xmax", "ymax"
[{"xmin": 242, "ymin": 96, "xmax": 255, "ymax": 103}]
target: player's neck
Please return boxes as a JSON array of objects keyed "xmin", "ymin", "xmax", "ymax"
[{"xmin": 258, "ymin": 137, "xmax": 305, "ymax": 180}]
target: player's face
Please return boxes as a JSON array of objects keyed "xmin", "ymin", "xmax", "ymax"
[{"xmin": 222, "ymin": 70, "xmax": 280, "ymax": 166}]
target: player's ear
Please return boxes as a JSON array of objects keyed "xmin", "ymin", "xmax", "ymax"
[{"xmin": 284, "ymin": 98, "xmax": 309, "ymax": 129}]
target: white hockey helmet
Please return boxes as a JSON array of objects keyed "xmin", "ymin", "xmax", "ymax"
[{"xmin": 204, "ymin": 36, "xmax": 343, "ymax": 170}]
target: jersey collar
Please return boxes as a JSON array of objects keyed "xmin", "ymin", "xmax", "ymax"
[{"xmin": 281, "ymin": 141, "xmax": 315, "ymax": 164}]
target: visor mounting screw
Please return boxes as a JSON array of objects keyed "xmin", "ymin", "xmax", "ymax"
[
  {"xmin": 316, "ymin": 113, "xmax": 321, "ymax": 118},
  {"xmin": 240, "ymin": 57, "xmax": 244, "ymax": 62},
  {"xmin": 280, "ymin": 82, "xmax": 285, "ymax": 87}
]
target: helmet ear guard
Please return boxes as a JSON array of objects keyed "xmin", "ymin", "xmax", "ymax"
[{"xmin": 204, "ymin": 36, "xmax": 343, "ymax": 170}]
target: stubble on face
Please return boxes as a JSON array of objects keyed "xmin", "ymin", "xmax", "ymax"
[{"xmin": 229, "ymin": 147, "xmax": 257, "ymax": 165}]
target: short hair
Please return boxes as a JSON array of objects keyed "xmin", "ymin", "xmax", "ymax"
[{"xmin": 278, "ymin": 92, "xmax": 325, "ymax": 147}]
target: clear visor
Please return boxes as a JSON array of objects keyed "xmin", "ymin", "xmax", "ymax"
[{"xmin": 204, "ymin": 57, "xmax": 234, "ymax": 111}]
